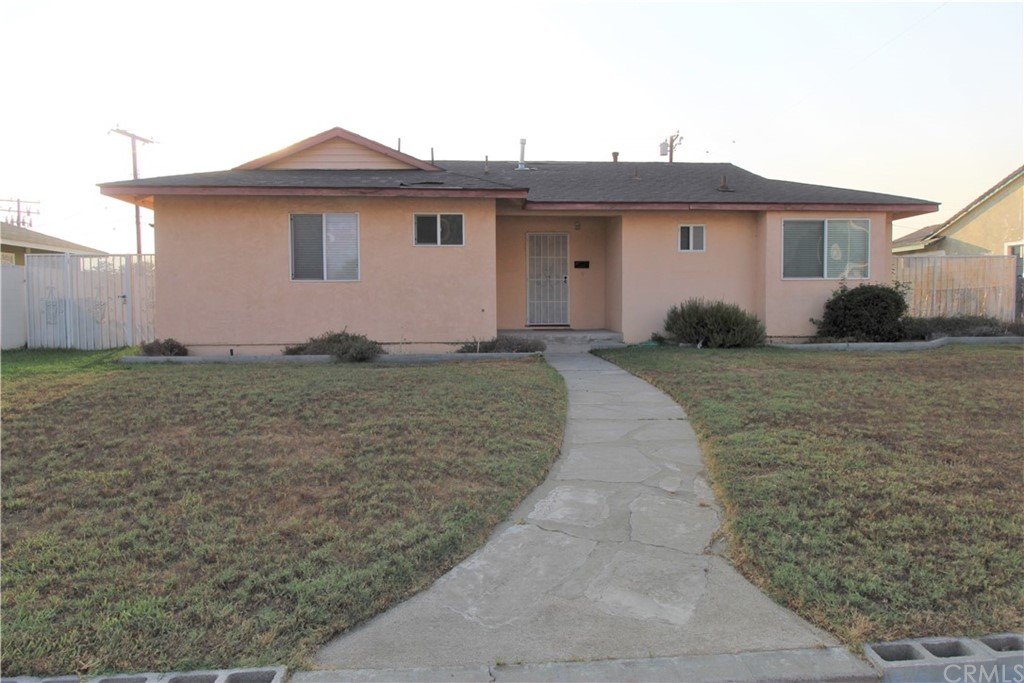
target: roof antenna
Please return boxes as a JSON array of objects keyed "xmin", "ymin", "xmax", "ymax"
[{"xmin": 516, "ymin": 138, "xmax": 527, "ymax": 171}]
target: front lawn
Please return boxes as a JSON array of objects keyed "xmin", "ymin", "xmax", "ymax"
[
  {"xmin": 597, "ymin": 344, "xmax": 1023, "ymax": 646},
  {"xmin": 1, "ymin": 350, "xmax": 566, "ymax": 677}
]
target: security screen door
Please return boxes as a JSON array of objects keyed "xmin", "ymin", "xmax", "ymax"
[{"xmin": 527, "ymin": 233, "xmax": 569, "ymax": 325}]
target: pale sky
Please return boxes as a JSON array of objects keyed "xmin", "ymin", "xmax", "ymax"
[{"xmin": 2, "ymin": 0, "xmax": 1021, "ymax": 254}]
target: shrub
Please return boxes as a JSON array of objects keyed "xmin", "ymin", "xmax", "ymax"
[
  {"xmin": 140, "ymin": 338, "xmax": 188, "ymax": 356},
  {"xmin": 456, "ymin": 335, "xmax": 546, "ymax": 353},
  {"xmin": 903, "ymin": 315, "xmax": 1022, "ymax": 340},
  {"xmin": 283, "ymin": 330, "xmax": 385, "ymax": 362},
  {"xmin": 663, "ymin": 299, "xmax": 766, "ymax": 348},
  {"xmin": 813, "ymin": 283, "xmax": 908, "ymax": 342}
]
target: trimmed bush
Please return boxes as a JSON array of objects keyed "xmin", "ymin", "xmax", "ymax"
[
  {"xmin": 456, "ymin": 335, "xmax": 546, "ymax": 353},
  {"xmin": 813, "ymin": 283, "xmax": 908, "ymax": 342},
  {"xmin": 664, "ymin": 299, "xmax": 766, "ymax": 348},
  {"xmin": 141, "ymin": 338, "xmax": 188, "ymax": 356},
  {"xmin": 903, "ymin": 315, "xmax": 1023, "ymax": 340},
  {"xmin": 283, "ymin": 330, "xmax": 385, "ymax": 362}
]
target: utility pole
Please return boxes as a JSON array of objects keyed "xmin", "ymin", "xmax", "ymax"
[
  {"xmin": 659, "ymin": 132, "xmax": 682, "ymax": 163},
  {"xmin": 110, "ymin": 127, "xmax": 154, "ymax": 254},
  {"xmin": 0, "ymin": 198, "xmax": 41, "ymax": 227}
]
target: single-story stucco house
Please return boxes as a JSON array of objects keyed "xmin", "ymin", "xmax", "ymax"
[
  {"xmin": 99, "ymin": 127, "xmax": 938, "ymax": 355},
  {"xmin": 1, "ymin": 221, "xmax": 107, "ymax": 265}
]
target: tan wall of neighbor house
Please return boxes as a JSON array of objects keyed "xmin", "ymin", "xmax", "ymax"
[
  {"xmin": 941, "ymin": 177, "xmax": 1024, "ymax": 256},
  {"xmin": 495, "ymin": 215, "xmax": 611, "ymax": 330},
  {"xmin": 759, "ymin": 211, "xmax": 893, "ymax": 338},
  {"xmin": 1, "ymin": 245, "xmax": 28, "ymax": 265},
  {"xmin": 618, "ymin": 211, "xmax": 759, "ymax": 343},
  {"xmin": 153, "ymin": 196, "xmax": 498, "ymax": 355}
]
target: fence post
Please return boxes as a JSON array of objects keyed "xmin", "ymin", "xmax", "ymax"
[{"xmin": 123, "ymin": 256, "xmax": 134, "ymax": 347}]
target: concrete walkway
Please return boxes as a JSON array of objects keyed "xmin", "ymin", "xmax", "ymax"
[{"xmin": 310, "ymin": 352, "xmax": 876, "ymax": 681}]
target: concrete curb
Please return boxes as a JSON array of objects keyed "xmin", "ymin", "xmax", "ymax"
[
  {"xmin": 772, "ymin": 336, "xmax": 1024, "ymax": 352},
  {"xmin": 294, "ymin": 647, "xmax": 878, "ymax": 682},
  {"xmin": 1, "ymin": 667, "xmax": 286, "ymax": 683}
]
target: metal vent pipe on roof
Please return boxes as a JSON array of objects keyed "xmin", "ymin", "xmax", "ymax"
[{"xmin": 517, "ymin": 139, "xmax": 527, "ymax": 170}]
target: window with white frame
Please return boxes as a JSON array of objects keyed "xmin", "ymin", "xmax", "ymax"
[
  {"xmin": 415, "ymin": 214, "xmax": 464, "ymax": 246},
  {"xmin": 290, "ymin": 213, "xmax": 359, "ymax": 281},
  {"xmin": 783, "ymin": 219, "xmax": 870, "ymax": 279},
  {"xmin": 679, "ymin": 224, "xmax": 706, "ymax": 252}
]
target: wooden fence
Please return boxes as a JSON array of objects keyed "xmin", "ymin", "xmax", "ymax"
[
  {"xmin": 25, "ymin": 254, "xmax": 155, "ymax": 349},
  {"xmin": 893, "ymin": 255, "xmax": 1019, "ymax": 321}
]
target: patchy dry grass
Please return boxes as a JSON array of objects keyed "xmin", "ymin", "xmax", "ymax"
[
  {"xmin": 597, "ymin": 344, "xmax": 1023, "ymax": 646},
  {"xmin": 1, "ymin": 350, "xmax": 565, "ymax": 677}
]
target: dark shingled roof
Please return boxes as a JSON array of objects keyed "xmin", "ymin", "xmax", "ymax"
[
  {"xmin": 99, "ymin": 161, "xmax": 937, "ymax": 210},
  {"xmin": 440, "ymin": 160, "xmax": 935, "ymax": 206},
  {"xmin": 99, "ymin": 168, "xmax": 520, "ymax": 192}
]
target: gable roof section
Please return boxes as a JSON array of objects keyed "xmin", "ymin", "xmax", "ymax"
[
  {"xmin": 892, "ymin": 165, "xmax": 1024, "ymax": 252},
  {"xmin": 1, "ymin": 222, "xmax": 106, "ymax": 255},
  {"xmin": 235, "ymin": 127, "xmax": 442, "ymax": 171}
]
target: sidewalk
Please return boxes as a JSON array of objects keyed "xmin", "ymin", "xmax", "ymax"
[{"xmin": 309, "ymin": 352, "xmax": 876, "ymax": 681}]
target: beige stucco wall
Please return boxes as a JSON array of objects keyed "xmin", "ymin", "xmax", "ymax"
[
  {"xmin": 154, "ymin": 196, "xmax": 498, "ymax": 354},
  {"xmin": 759, "ymin": 211, "xmax": 893, "ymax": 338},
  {"xmin": 618, "ymin": 211, "xmax": 760, "ymax": 342},
  {"xmin": 604, "ymin": 218, "xmax": 623, "ymax": 332},
  {"xmin": 495, "ymin": 215, "xmax": 612, "ymax": 330},
  {"xmin": 940, "ymin": 176, "xmax": 1024, "ymax": 256}
]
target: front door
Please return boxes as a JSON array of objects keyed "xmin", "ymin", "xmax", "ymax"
[{"xmin": 527, "ymin": 233, "xmax": 569, "ymax": 325}]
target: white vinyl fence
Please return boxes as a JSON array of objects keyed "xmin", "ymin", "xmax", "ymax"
[
  {"xmin": 894, "ymin": 255, "xmax": 1019, "ymax": 322},
  {"xmin": 2, "ymin": 263, "xmax": 27, "ymax": 349},
  {"xmin": 25, "ymin": 254, "xmax": 155, "ymax": 349}
]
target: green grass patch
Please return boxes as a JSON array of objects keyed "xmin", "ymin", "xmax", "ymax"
[
  {"xmin": 596, "ymin": 344, "xmax": 1023, "ymax": 646},
  {"xmin": 1, "ymin": 350, "xmax": 566, "ymax": 677}
]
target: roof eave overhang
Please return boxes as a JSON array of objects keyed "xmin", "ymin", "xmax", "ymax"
[{"xmin": 99, "ymin": 186, "xmax": 529, "ymax": 207}]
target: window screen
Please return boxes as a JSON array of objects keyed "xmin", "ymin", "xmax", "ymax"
[
  {"xmin": 783, "ymin": 220, "xmax": 825, "ymax": 278},
  {"xmin": 291, "ymin": 214, "xmax": 326, "ymax": 280}
]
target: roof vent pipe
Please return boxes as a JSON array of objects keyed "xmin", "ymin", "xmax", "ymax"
[
  {"xmin": 517, "ymin": 138, "xmax": 527, "ymax": 170},
  {"xmin": 718, "ymin": 175, "xmax": 735, "ymax": 192},
  {"xmin": 612, "ymin": 152, "xmax": 619, "ymax": 162}
]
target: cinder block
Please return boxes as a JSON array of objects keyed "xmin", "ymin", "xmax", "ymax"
[
  {"xmin": 973, "ymin": 634, "xmax": 1024, "ymax": 681},
  {"xmin": 864, "ymin": 641, "xmax": 932, "ymax": 682}
]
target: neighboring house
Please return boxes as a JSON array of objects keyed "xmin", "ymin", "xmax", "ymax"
[
  {"xmin": 99, "ymin": 127, "xmax": 938, "ymax": 354},
  {"xmin": 892, "ymin": 165, "xmax": 1024, "ymax": 270},
  {"xmin": 1, "ymin": 221, "xmax": 107, "ymax": 265}
]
